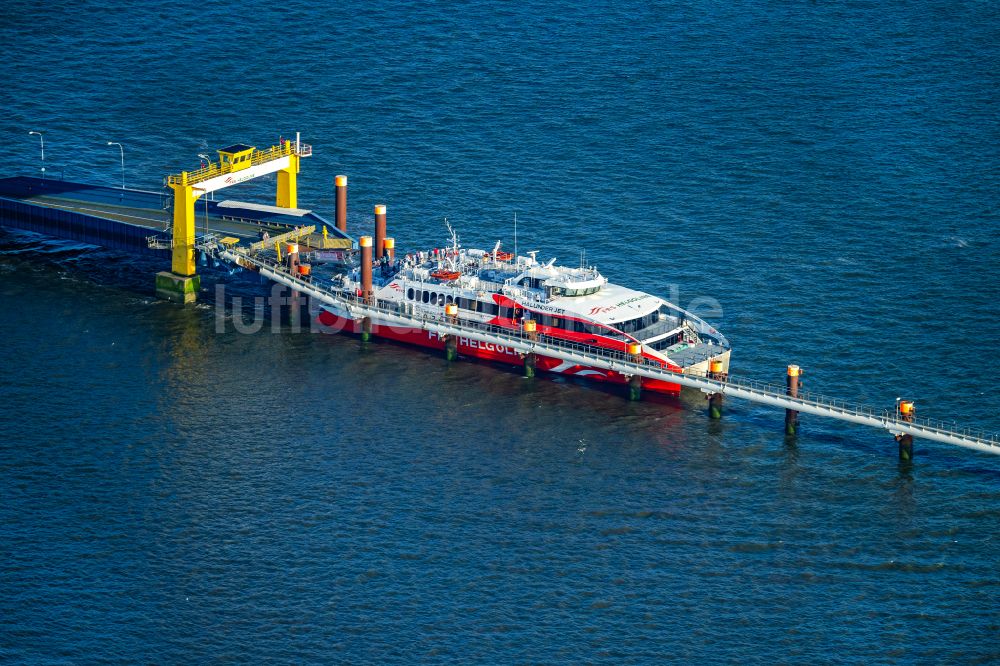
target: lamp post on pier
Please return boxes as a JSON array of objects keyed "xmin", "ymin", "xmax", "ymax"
[
  {"xmin": 107, "ymin": 141, "xmax": 125, "ymax": 189},
  {"xmin": 28, "ymin": 131, "xmax": 45, "ymax": 178},
  {"xmin": 198, "ymin": 154, "xmax": 214, "ymax": 200}
]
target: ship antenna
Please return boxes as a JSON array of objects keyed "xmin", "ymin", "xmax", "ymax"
[
  {"xmin": 445, "ymin": 218, "xmax": 459, "ymax": 254},
  {"xmin": 514, "ymin": 211, "xmax": 518, "ymax": 261}
]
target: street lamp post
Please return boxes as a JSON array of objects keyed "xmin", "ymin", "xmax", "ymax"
[
  {"xmin": 28, "ymin": 131, "xmax": 45, "ymax": 178},
  {"xmin": 107, "ymin": 141, "xmax": 125, "ymax": 189},
  {"xmin": 196, "ymin": 153, "xmax": 213, "ymax": 239},
  {"xmin": 197, "ymin": 153, "xmax": 214, "ymax": 200}
]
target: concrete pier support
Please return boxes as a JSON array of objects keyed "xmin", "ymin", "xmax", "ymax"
[
  {"xmin": 155, "ymin": 271, "xmax": 200, "ymax": 304},
  {"xmin": 361, "ymin": 316, "xmax": 372, "ymax": 343},
  {"xmin": 444, "ymin": 335, "xmax": 458, "ymax": 361},
  {"xmin": 626, "ymin": 342, "xmax": 642, "ymax": 400},
  {"xmin": 524, "ymin": 352, "xmax": 537, "ymax": 378},
  {"xmin": 289, "ymin": 288, "xmax": 301, "ymax": 329},
  {"xmin": 708, "ymin": 392, "xmax": 724, "ymax": 419},
  {"xmin": 522, "ymin": 320, "xmax": 538, "ymax": 378},
  {"xmin": 896, "ymin": 433, "xmax": 914, "ymax": 461},
  {"xmin": 628, "ymin": 375, "xmax": 642, "ymax": 401},
  {"xmin": 785, "ymin": 364, "xmax": 801, "ymax": 436},
  {"xmin": 705, "ymin": 357, "xmax": 725, "ymax": 419},
  {"xmin": 896, "ymin": 400, "xmax": 916, "ymax": 461}
]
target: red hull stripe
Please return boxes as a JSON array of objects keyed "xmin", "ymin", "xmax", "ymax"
[{"xmin": 317, "ymin": 310, "xmax": 681, "ymax": 394}]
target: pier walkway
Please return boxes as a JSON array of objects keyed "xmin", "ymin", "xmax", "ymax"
[
  {"xmin": 213, "ymin": 243, "xmax": 1000, "ymax": 457},
  {"xmin": 0, "ymin": 176, "xmax": 349, "ymax": 255}
]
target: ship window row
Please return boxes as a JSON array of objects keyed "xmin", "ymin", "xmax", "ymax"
[
  {"xmin": 401, "ymin": 286, "xmax": 621, "ymax": 338},
  {"xmin": 649, "ymin": 332, "xmax": 684, "ymax": 351},
  {"xmin": 616, "ymin": 312, "xmax": 659, "ymax": 334},
  {"xmin": 405, "ymin": 287, "xmax": 501, "ymax": 315},
  {"xmin": 550, "ymin": 285, "xmax": 600, "ymax": 297}
]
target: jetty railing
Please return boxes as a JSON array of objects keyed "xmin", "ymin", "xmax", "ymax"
[{"xmin": 211, "ymin": 243, "xmax": 1000, "ymax": 455}]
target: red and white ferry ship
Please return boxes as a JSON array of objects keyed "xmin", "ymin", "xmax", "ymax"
[{"xmin": 316, "ymin": 232, "xmax": 730, "ymax": 395}]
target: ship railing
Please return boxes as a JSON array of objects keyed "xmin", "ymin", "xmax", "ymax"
[
  {"xmin": 217, "ymin": 247, "xmax": 1000, "ymax": 450},
  {"xmin": 147, "ymin": 235, "xmax": 174, "ymax": 250},
  {"xmin": 344, "ymin": 296, "xmax": 1000, "ymax": 448},
  {"xmin": 167, "ymin": 142, "xmax": 304, "ymax": 187}
]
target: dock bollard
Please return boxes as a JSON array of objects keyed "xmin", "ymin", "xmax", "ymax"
[
  {"xmin": 359, "ymin": 235, "xmax": 374, "ymax": 343},
  {"xmin": 785, "ymin": 364, "xmax": 801, "ymax": 436},
  {"xmin": 384, "ymin": 237, "xmax": 395, "ymax": 264},
  {"xmin": 896, "ymin": 400, "xmax": 916, "ymax": 461},
  {"xmin": 335, "ymin": 175, "xmax": 347, "ymax": 232},
  {"xmin": 444, "ymin": 303, "xmax": 459, "ymax": 361},
  {"xmin": 523, "ymin": 319, "xmax": 537, "ymax": 378},
  {"xmin": 707, "ymin": 358, "xmax": 724, "ymax": 418},
  {"xmin": 627, "ymin": 342, "xmax": 642, "ymax": 401},
  {"xmin": 374, "ymin": 205, "xmax": 386, "ymax": 260},
  {"xmin": 360, "ymin": 235, "xmax": 373, "ymax": 304}
]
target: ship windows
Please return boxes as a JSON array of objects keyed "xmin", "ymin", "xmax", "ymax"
[
  {"xmin": 422, "ymin": 291, "xmax": 430, "ymax": 304},
  {"xmin": 615, "ymin": 312, "xmax": 658, "ymax": 334},
  {"xmin": 446, "ymin": 295, "xmax": 454, "ymax": 304},
  {"xmin": 558, "ymin": 286, "xmax": 600, "ymax": 297},
  {"xmin": 521, "ymin": 277, "xmax": 543, "ymax": 290},
  {"xmin": 407, "ymin": 288, "xmax": 414, "ymax": 300},
  {"xmin": 650, "ymin": 332, "xmax": 683, "ymax": 351}
]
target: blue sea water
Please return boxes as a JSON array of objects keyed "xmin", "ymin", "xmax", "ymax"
[{"xmin": 1, "ymin": 0, "xmax": 999, "ymax": 662}]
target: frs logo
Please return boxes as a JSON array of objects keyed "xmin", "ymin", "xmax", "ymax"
[
  {"xmin": 589, "ymin": 306, "xmax": 615, "ymax": 315},
  {"xmin": 389, "ymin": 282, "xmax": 403, "ymax": 291}
]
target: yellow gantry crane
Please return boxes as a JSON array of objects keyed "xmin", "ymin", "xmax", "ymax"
[{"xmin": 157, "ymin": 135, "xmax": 311, "ymax": 302}]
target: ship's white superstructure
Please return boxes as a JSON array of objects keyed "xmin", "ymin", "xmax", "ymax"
[{"xmin": 317, "ymin": 237, "xmax": 730, "ymax": 392}]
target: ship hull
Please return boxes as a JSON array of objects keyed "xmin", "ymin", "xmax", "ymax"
[{"xmin": 317, "ymin": 309, "xmax": 683, "ymax": 394}]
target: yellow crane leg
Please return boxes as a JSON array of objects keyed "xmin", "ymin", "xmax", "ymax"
[
  {"xmin": 171, "ymin": 184, "xmax": 198, "ymax": 276},
  {"xmin": 276, "ymin": 153, "xmax": 299, "ymax": 209},
  {"xmin": 156, "ymin": 181, "xmax": 201, "ymax": 303}
]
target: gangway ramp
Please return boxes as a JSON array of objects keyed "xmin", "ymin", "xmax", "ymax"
[{"xmin": 214, "ymin": 245, "xmax": 1000, "ymax": 458}]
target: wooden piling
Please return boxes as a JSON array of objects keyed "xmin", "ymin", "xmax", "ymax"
[
  {"xmin": 335, "ymin": 175, "xmax": 347, "ymax": 232},
  {"xmin": 360, "ymin": 235, "xmax": 373, "ymax": 304},
  {"xmin": 374, "ymin": 204, "xmax": 386, "ymax": 260},
  {"xmin": 785, "ymin": 364, "xmax": 800, "ymax": 436},
  {"xmin": 384, "ymin": 237, "xmax": 395, "ymax": 264}
]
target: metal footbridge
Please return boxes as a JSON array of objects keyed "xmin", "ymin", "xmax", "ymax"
[{"xmin": 210, "ymin": 241, "xmax": 1000, "ymax": 457}]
